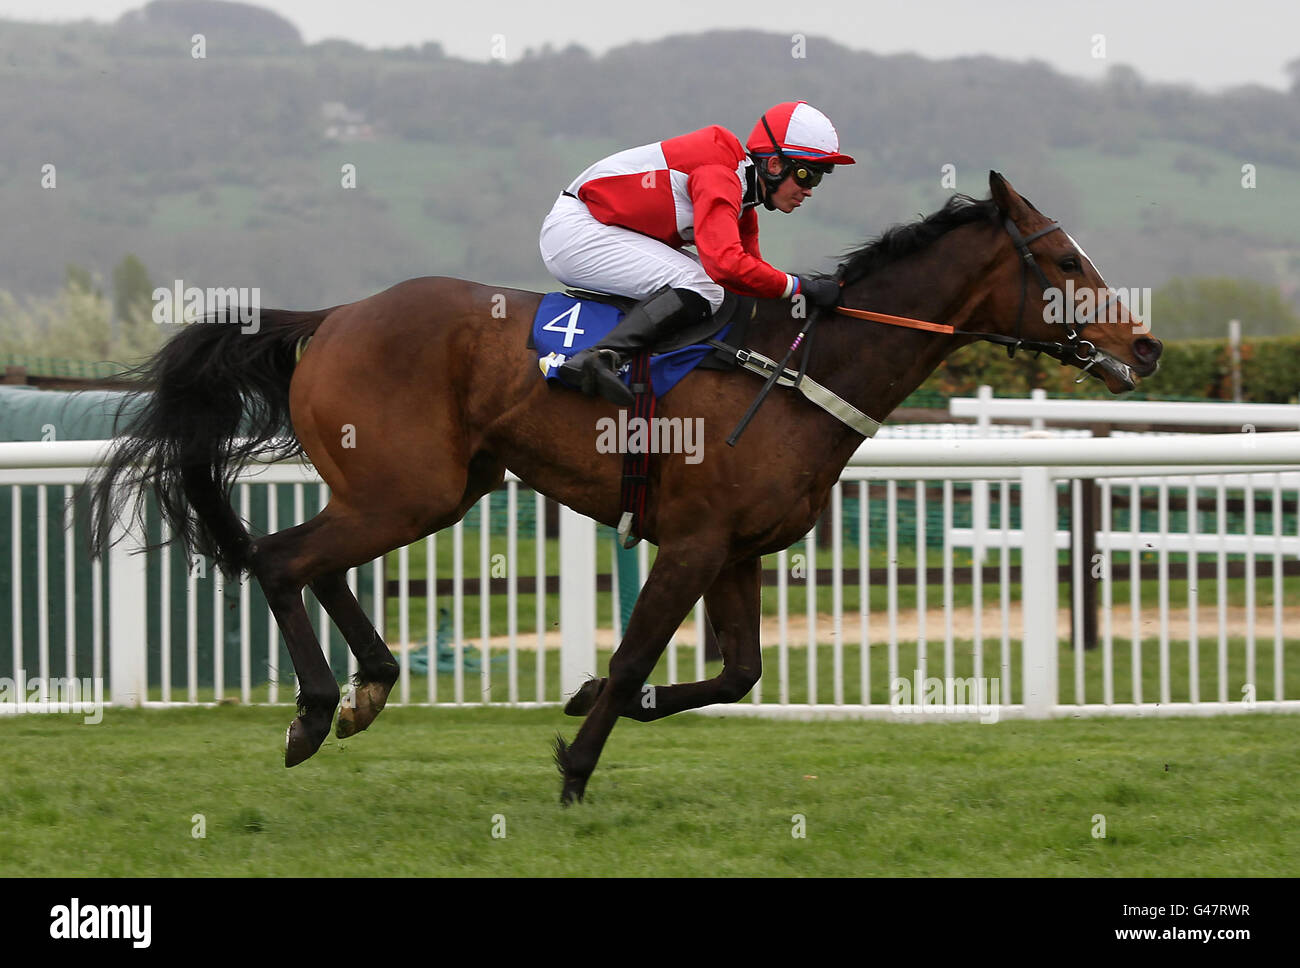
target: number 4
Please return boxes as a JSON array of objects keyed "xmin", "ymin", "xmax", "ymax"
[{"xmin": 543, "ymin": 304, "xmax": 586, "ymax": 348}]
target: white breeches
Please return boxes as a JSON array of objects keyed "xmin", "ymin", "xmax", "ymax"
[{"xmin": 538, "ymin": 194, "xmax": 726, "ymax": 311}]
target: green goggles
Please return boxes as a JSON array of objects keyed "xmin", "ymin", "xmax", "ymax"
[{"xmin": 790, "ymin": 162, "xmax": 832, "ymax": 189}]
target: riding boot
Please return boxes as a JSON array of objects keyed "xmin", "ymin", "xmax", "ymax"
[{"xmin": 558, "ymin": 286, "xmax": 711, "ymax": 406}]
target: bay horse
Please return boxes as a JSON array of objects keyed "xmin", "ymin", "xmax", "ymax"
[{"xmin": 90, "ymin": 172, "xmax": 1161, "ymax": 804}]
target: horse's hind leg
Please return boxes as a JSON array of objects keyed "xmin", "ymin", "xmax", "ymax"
[
  {"xmin": 253, "ymin": 502, "xmax": 442, "ymax": 765},
  {"xmin": 323, "ymin": 453, "xmax": 505, "ymax": 736},
  {"xmin": 563, "ymin": 557, "xmax": 761, "ymax": 721},
  {"xmin": 253, "ymin": 516, "xmax": 346, "ymax": 767},
  {"xmin": 309, "ymin": 570, "xmax": 398, "ymax": 739}
]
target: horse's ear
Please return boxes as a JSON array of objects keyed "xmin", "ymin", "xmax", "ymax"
[{"xmin": 988, "ymin": 170, "xmax": 1027, "ymax": 217}]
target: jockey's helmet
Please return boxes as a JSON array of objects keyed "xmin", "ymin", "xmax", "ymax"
[{"xmin": 746, "ymin": 101, "xmax": 855, "ymax": 205}]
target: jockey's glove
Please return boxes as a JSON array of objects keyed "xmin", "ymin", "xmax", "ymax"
[{"xmin": 799, "ymin": 277, "xmax": 841, "ymax": 308}]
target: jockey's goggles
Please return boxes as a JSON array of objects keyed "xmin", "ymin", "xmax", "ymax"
[
  {"xmin": 756, "ymin": 114, "xmax": 833, "ymax": 190},
  {"xmin": 790, "ymin": 162, "xmax": 832, "ymax": 189}
]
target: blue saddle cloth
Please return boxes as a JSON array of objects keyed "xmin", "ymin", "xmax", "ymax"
[{"xmin": 532, "ymin": 292, "xmax": 730, "ymax": 399}]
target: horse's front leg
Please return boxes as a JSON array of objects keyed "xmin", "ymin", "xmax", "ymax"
[{"xmin": 554, "ymin": 543, "xmax": 726, "ymax": 804}]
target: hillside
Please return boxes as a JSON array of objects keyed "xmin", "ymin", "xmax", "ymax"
[{"xmin": 1, "ymin": 4, "xmax": 1297, "ymax": 327}]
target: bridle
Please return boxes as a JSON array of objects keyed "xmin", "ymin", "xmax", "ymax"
[
  {"xmin": 834, "ymin": 214, "xmax": 1119, "ymax": 378},
  {"xmin": 1001, "ymin": 218, "xmax": 1086, "ymax": 356},
  {"xmin": 724, "ymin": 211, "xmax": 1127, "ymax": 445}
]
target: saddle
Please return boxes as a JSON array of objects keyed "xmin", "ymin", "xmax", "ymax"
[
  {"xmin": 557, "ymin": 287, "xmax": 756, "ymax": 368},
  {"xmin": 534, "ymin": 287, "xmax": 756, "ymax": 548}
]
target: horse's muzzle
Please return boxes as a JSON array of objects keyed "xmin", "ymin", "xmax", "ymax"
[{"xmin": 1132, "ymin": 336, "xmax": 1162, "ymax": 376}]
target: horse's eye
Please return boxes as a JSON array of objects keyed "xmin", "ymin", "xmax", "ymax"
[{"xmin": 1059, "ymin": 256, "xmax": 1081, "ymax": 273}]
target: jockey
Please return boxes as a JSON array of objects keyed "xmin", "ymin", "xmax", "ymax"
[{"xmin": 539, "ymin": 100, "xmax": 855, "ymax": 405}]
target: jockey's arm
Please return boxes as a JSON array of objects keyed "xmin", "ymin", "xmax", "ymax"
[
  {"xmin": 738, "ymin": 206, "xmax": 762, "ymax": 260},
  {"xmin": 689, "ymin": 165, "xmax": 796, "ymax": 300}
]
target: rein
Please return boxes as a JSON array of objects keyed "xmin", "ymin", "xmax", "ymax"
[
  {"xmin": 722, "ymin": 212, "xmax": 1120, "ymax": 444},
  {"xmin": 834, "ymin": 217, "xmax": 1110, "ymax": 374}
]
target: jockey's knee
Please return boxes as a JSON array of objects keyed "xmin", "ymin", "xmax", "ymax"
[
  {"xmin": 686, "ymin": 283, "xmax": 725, "ymax": 314},
  {"xmin": 671, "ymin": 287, "xmax": 715, "ymax": 321}
]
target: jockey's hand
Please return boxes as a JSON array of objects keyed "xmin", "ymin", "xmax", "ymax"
[{"xmin": 799, "ymin": 277, "xmax": 841, "ymax": 308}]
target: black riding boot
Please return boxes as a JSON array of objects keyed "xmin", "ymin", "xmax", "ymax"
[{"xmin": 558, "ymin": 286, "xmax": 711, "ymax": 406}]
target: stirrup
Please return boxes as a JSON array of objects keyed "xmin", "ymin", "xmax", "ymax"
[
  {"xmin": 562, "ymin": 348, "xmax": 633, "ymax": 405},
  {"xmin": 584, "ymin": 350, "xmax": 633, "ymax": 405}
]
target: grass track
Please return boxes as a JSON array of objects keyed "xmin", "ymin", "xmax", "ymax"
[
  {"xmin": 159, "ymin": 635, "xmax": 1300, "ymax": 708},
  {"xmin": 1, "ymin": 707, "xmax": 1297, "ymax": 876}
]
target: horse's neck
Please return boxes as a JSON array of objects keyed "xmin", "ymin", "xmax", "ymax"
[
  {"xmin": 749, "ymin": 225, "xmax": 996, "ymax": 467},
  {"xmin": 818, "ymin": 228, "xmax": 996, "ymax": 418}
]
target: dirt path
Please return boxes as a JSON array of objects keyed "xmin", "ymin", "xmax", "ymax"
[
  {"xmin": 751, "ymin": 603, "xmax": 1296, "ymax": 645},
  {"xmin": 398, "ymin": 604, "xmax": 1296, "ymax": 651}
]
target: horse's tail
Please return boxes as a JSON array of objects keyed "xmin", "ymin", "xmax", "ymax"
[{"xmin": 89, "ymin": 307, "xmax": 333, "ymax": 577}]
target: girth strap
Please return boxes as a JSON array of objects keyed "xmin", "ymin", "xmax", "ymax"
[
  {"xmin": 709, "ymin": 341, "xmax": 881, "ymax": 438},
  {"xmin": 616, "ymin": 352, "xmax": 656, "ymax": 548}
]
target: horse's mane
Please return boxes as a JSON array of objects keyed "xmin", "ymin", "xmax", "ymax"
[{"xmin": 833, "ymin": 194, "xmax": 1003, "ymax": 286}]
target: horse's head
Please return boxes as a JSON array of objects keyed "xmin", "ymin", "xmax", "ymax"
[{"xmin": 980, "ymin": 171, "xmax": 1162, "ymax": 392}]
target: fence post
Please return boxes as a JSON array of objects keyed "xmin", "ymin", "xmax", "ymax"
[
  {"xmin": 1076, "ymin": 478, "xmax": 1099, "ymax": 651},
  {"xmin": 1020, "ymin": 467, "xmax": 1058, "ymax": 717},
  {"xmin": 1030, "ymin": 388, "xmax": 1047, "ymax": 432},
  {"xmin": 559, "ymin": 504, "xmax": 596, "ymax": 700},
  {"xmin": 972, "ymin": 385, "xmax": 992, "ymax": 565},
  {"xmin": 107, "ymin": 503, "xmax": 148, "ymax": 707}
]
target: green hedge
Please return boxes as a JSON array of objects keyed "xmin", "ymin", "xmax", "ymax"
[{"xmin": 907, "ymin": 335, "xmax": 1300, "ymax": 404}]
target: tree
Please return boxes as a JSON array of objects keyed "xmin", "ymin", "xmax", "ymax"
[
  {"xmin": 112, "ymin": 254, "xmax": 152, "ymax": 323},
  {"xmin": 44, "ymin": 272, "xmax": 112, "ymax": 359},
  {"xmin": 1152, "ymin": 277, "xmax": 1300, "ymax": 340},
  {"xmin": 0, "ymin": 290, "xmax": 40, "ymax": 354},
  {"xmin": 113, "ymin": 254, "xmax": 164, "ymax": 362},
  {"xmin": 65, "ymin": 263, "xmax": 98, "ymax": 299}
]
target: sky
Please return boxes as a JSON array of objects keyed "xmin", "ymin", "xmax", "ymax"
[{"xmin": 1, "ymin": 0, "xmax": 1297, "ymax": 92}]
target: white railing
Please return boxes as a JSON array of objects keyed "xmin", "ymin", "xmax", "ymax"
[
  {"xmin": 952, "ymin": 385, "xmax": 1300, "ymax": 432},
  {"xmin": 2, "ymin": 433, "xmax": 1298, "ymax": 720},
  {"xmin": 0, "ymin": 440, "xmax": 589, "ymax": 709},
  {"xmin": 775, "ymin": 433, "xmax": 1299, "ymax": 719},
  {"xmin": 947, "ymin": 386, "xmax": 1300, "ymax": 567}
]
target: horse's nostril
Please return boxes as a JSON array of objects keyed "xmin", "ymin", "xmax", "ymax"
[{"xmin": 1134, "ymin": 337, "xmax": 1162, "ymax": 363}]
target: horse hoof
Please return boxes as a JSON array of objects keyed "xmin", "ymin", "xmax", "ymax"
[
  {"xmin": 563, "ymin": 677, "xmax": 606, "ymax": 717},
  {"xmin": 336, "ymin": 681, "xmax": 391, "ymax": 738},
  {"xmin": 553, "ymin": 733, "xmax": 588, "ymax": 806},
  {"xmin": 559, "ymin": 773, "xmax": 588, "ymax": 806},
  {"xmin": 335, "ymin": 707, "xmax": 358, "ymax": 739},
  {"xmin": 285, "ymin": 716, "xmax": 329, "ymax": 767}
]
